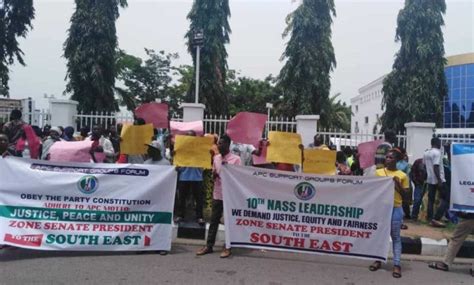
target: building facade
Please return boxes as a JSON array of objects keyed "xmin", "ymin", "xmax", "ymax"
[
  {"xmin": 351, "ymin": 53, "xmax": 474, "ymax": 132},
  {"xmin": 350, "ymin": 75, "xmax": 385, "ymax": 134},
  {"xmin": 443, "ymin": 53, "xmax": 474, "ymax": 128}
]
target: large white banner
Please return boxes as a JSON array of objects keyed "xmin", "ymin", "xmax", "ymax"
[
  {"xmin": 222, "ymin": 165, "xmax": 394, "ymax": 261},
  {"xmin": 451, "ymin": 143, "xmax": 474, "ymax": 213},
  {"xmin": 0, "ymin": 157, "xmax": 177, "ymax": 251}
]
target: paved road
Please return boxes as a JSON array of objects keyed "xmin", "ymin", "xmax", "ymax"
[{"xmin": 0, "ymin": 245, "xmax": 472, "ymax": 284}]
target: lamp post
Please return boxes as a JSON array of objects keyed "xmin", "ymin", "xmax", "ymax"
[
  {"xmin": 266, "ymin": 102, "xmax": 273, "ymax": 138},
  {"xmin": 192, "ymin": 29, "xmax": 204, "ymax": 104}
]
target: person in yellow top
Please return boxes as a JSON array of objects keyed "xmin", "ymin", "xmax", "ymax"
[{"xmin": 369, "ymin": 149, "xmax": 409, "ymax": 279}]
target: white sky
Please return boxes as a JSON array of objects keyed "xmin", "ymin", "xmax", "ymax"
[{"xmin": 8, "ymin": 0, "xmax": 474, "ymax": 110}]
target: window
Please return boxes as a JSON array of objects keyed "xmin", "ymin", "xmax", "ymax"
[
  {"xmin": 355, "ymin": 105, "xmax": 359, "ymax": 112},
  {"xmin": 355, "ymin": 122, "xmax": 359, "ymax": 133},
  {"xmin": 376, "ymin": 114, "xmax": 379, "ymax": 121},
  {"xmin": 365, "ymin": 116, "xmax": 369, "ymax": 124}
]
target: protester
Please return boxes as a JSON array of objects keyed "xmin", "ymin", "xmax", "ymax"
[
  {"xmin": 41, "ymin": 127, "xmax": 63, "ymax": 160},
  {"xmin": 0, "ymin": 134, "xmax": 15, "ymax": 157},
  {"xmin": 336, "ymin": 151, "xmax": 352, "ymax": 175},
  {"xmin": 76, "ymin": 127, "xmax": 89, "ymax": 141},
  {"xmin": 369, "ymin": 150, "xmax": 409, "ymax": 278},
  {"xmin": 428, "ymin": 212, "xmax": 474, "ymax": 276},
  {"xmin": 15, "ymin": 124, "xmax": 41, "ymax": 159},
  {"xmin": 374, "ymin": 130, "xmax": 396, "ymax": 170},
  {"xmin": 230, "ymin": 142, "xmax": 259, "ymax": 166},
  {"xmin": 175, "ymin": 130, "xmax": 205, "ymax": 225},
  {"xmin": 2, "ymin": 109, "xmax": 25, "ymax": 149},
  {"xmin": 62, "ymin": 126, "xmax": 75, "ymax": 141},
  {"xmin": 107, "ymin": 124, "xmax": 122, "ymax": 161},
  {"xmin": 423, "ymin": 137, "xmax": 449, "ymax": 228},
  {"xmin": 144, "ymin": 141, "xmax": 170, "ymax": 166},
  {"xmin": 344, "ymin": 146, "xmax": 354, "ymax": 168},
  {"xmin": 42, "ymin": 125, "xmax": 51, "ymax": 141},
  {"xmin": 87, "ymin": 125, "xmax": 115, "ymax": 163},
  {"xmin": 395, "ymin": 148, "xmax": 411, "ymax": 229},
  {"xmin": 205, "ymin": 133, "xmax": 219, "ymax": 158},
  {"xmin": 308, "ymin": 134, "xmax": 329, "ymax": 150},
  {"xmin": 350, "ymin": 150, "xmax": 364, "ymax": 176},
  {"xmin": 196, "ymin": 134, "xmax": 241, "ymax": 258},
  {"xmin": 410, "ymin": 158, "xmax": 427, "ymax": 221}
]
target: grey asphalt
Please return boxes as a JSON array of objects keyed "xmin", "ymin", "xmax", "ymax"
[{"xmin": 0, "ymin": 245, "xmax": 472, "ymax": 285}]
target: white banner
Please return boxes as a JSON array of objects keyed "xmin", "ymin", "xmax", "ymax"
[
  {"xmin": 222, "ymin": 165, "xmax": 394, "ymax": 261},
  {"xmin": 451, "ymin": 143, "xmax": 474, "ymax": 213},
  {"xmin": 0, "ymin": 157, "xmax": 177, "ymax": 251}
]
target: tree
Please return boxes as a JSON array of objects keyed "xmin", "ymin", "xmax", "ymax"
[
  {"xmin": 115, "ymin": 49, "xmax": 178, "ymax": 111},
  {"xmin": 277, "ymin": 0, "xmax": 336, "ymax": 123},
  {"xmin": 0, "ymin": 0, "xmax": 35, "ymax": 97},
  {"xmin": 186, "ymin": 0, "xmax": 231, "ymax": 115},
  {"xmin": 381, "ymin": 0, "xmax": 447, "ymax": 133},
  {"xmin": 320, "ymin": 93, "xmax": 351, "ymax": 132},
  {"xmin": 64, "ymin": 0, "xmax": 127, "ymax": 113},
  {"xmin": 227, "ymin": 74, "xmax": 280, "ymax": 115}
]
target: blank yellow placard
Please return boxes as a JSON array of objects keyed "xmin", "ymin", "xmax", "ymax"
[
  {"xmin": 267, "ymin": 131, "xmax": 302, "ymax": 165},
  {"xmin": 303, "ymin": 149, "xmax": 337, "ymax": 175},
  {"xmin": 120, "ymin": 124, "xmax": 154, "ymax": 155},
  {"xmin": 174, "ymin": 135, "xmax": 213, "ymax": 169}
]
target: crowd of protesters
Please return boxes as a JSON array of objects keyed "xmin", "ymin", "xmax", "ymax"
[{"xmin": 1, "ymin": 109, "xmax": 473, "ymax": 278}]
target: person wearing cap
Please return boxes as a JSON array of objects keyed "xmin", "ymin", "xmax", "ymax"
[
  {"xmin": 41, "ymin": 126, "xmax": 63, "ymax": 160},
  {"xmin": 144, "ymin": 141, "xmax": 170, "ymax": 166}
]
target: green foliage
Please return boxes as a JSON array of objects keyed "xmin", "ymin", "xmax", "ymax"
[
  {"xmin": 64, "ymin": 0, "xmax": 127, "ymax": 112},
  {"xmin": 277, "ymin": 0, "xmax": 336, "ymax": 124},
  {"xmin": 320, "ymin": 93, "xmax": 351, "ymax": 132},
  {"xmin": 115, "ymin": 49, "xmax": 181, "ymax": 114},
  {"xmin": 227, "ymin": 73, "xmax": 281, "ymax": 115},
  {"xmin": 186, "ymin": 0, "xmax": 231, "ymax": 115},
  {"xmin": 0, "ymin": 0, "xmax": 35, "ymax": 97},
  {"xmin": 382, "ymin": 0, "xmax": 447, "ymax": 133}
]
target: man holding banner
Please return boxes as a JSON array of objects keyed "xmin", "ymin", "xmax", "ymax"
[{"xmin": 196, "ymin": 134, "xmax": 241, "ymax": 258}]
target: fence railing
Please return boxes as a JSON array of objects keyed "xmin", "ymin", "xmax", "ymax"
[
  {"xmin": 0, "ymin": 110, "xmax": 50, "ymax": 128},
  {"xmin": 74, "ymin": 111, "xmax": 182, "ymax": 131},
  {"xmin": 202, "ymin": 115, "xmax": 297, "ymax": 137},
  {"xmin": 316, "ymin": 129, "xmax": 407, "ymax": 150},
  {"xmin": 435, "ymin": 128, "xmax": 474, "ymax": 144}
]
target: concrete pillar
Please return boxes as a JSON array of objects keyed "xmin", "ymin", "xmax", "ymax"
[
  {"xmin": 49, "ymin": 99, "xmax": 78, "ymax": 127},
  {"xmin": 404, "ymin": 122, "xmax": 435, "ymax": 160},
  {"xmin": 180, "ymin": 103, "xmax": 205, "ymax": 122},
  {"xmin": 296, "ymin": 115, "xmax": 320, "ymax": 147}
]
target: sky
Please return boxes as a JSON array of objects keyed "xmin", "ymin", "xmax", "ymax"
[{"xmin": 8, "ymin": 0, "xmax": 474, "ymax": 110}]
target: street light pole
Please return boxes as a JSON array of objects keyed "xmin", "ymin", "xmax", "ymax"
[
  {"xmin": 192, "ymin": 29, "xmax": 204, "ymax": 104},
  {"xmin": 266, "ymin": 102, "xmax": 273, "ymax": 138},
  {"xmin": 195, "ymin": 45, "xmax": 201, "ymax": 104}
]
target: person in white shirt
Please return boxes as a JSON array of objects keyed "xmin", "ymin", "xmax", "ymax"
[
  {"xmin": 144, "ymin": 141, "xmax": 170, "ymax": 166},
  {"xmin": 87, "ymin": 125, "xmax": 115, "ymax": 163},
  {"xmin": 423, "ymin": 137, "xmax": 448, "ymax": 227}
]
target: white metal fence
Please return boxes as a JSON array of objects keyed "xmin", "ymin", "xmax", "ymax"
[
  {"xmin": 202, "ymin": 114, "xmax": 297, "ymax": 137},
  {"xmin": 74, "ymin": 112, "xmax": 298, "ymax": 137},
  {"xmin": 435, "ymin": 128, "xmax": 474, "ymax": 144},
  {"xmin": 316, "ymin": 129, "xmax": 407, "ymax": 150},
  {"xmin": 0, "ymin": 110, "xmax": 50, "ymax": 128}
]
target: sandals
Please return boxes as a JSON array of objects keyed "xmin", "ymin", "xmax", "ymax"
[
  {"xmin": 428, "ymin": 261, "xmax": 449, "ymax": 271},
  {"xmin": 392, "ymin": 266, "xmax": 402, "ymax": 278},
  {"xmin": 400, "ymin": 224, "xmax": 408, "ymax": 230},
  {"xmin": 369, "ymin": 261, "xmax": 382, "ymax": 271}
]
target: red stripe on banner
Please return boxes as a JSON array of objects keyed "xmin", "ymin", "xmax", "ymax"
[
  {"xmin": 144, "ymin": 235, "xmax": 151, "ymax": 246},
  {"xmin": 4, "ymin": 234, "xmax": 43, "ymax": 247}
]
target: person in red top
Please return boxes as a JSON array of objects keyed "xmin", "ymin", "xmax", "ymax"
[{"xmin": 196, "ymin": 134, "xmax": 241, "ymax": 258}]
